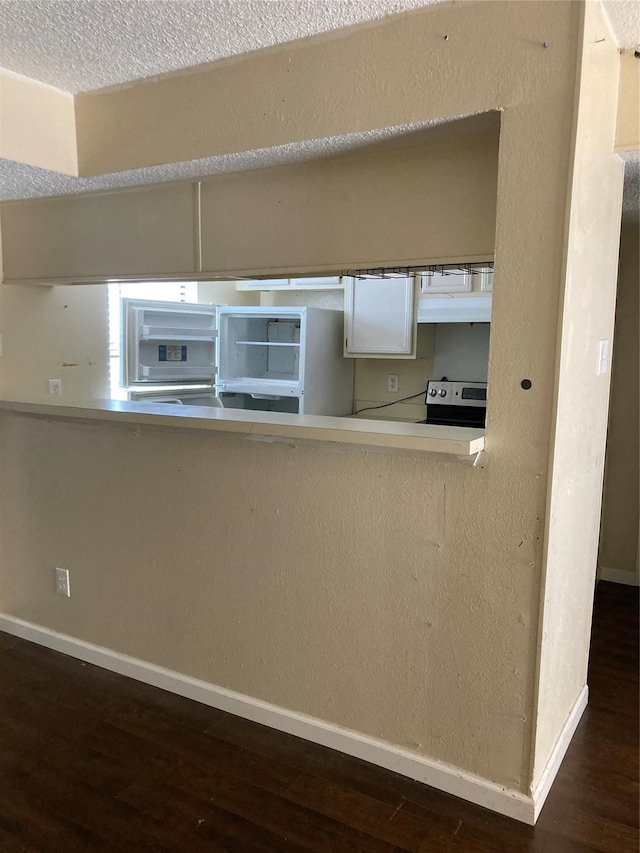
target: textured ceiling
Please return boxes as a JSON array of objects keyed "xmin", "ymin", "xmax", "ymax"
[
  {"xmin": 606, "ymin": 0, "xmax": 640, "ymax": 219},
  {"xmin": 621, "ymin": 152, "xmax": 640, "ymax": 221},
  {"xmin": 0, "ymin": 1, "xmax": 635, "ymax": 96},
  {"xmin": 4, "ymin": 144, "xmax": 636, "ymax": 215},
  {"xmin": 0, "ymin": 1, "xmax": 637, "ymax": 209},
  {"xmin": 0, "ymin": 124, "xmax": 428, "ymax": 201},
  {"xmin": 0, "ymin": 113, "xmax": 501, "ymax": 202},
  {"xmin": 0, "ymin": 0, "xmax": 437, "ymax": 94},
  {"xmin": 601, "ymin": 0, "xmax": 640, "ymax": 49}
]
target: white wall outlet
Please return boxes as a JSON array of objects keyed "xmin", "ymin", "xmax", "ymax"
[
  {"xmin": 49, "ymin": 379, "xmax": 62, "ymax": 395},
  {"xmin": 597, "ymin": 339, "xmax": 609, "ymax": 376},
  {"xmin": 387, "ymin": 374, "xmax": 399, "ymax": 393},
  {"xmin": 55, "ymin": 567, "xmax": 71, "ymax": 597}
]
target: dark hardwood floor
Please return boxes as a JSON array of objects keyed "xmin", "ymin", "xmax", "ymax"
[{"xmin": 0, "ymin": 580, "xmax": 637, "ymax": 852}]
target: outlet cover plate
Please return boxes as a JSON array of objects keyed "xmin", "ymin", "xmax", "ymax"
[{"xmin": 55, "ymin": 567, "xmax": 71, "ymax": 597}]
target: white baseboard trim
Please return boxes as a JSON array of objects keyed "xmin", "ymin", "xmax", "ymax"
[
  {"xmin": 530, "ymin": 684, "xmax": 589, "ymax": 822},
  {"xmin": 597, "ymin": 566, "xmax": 639, "ymax": 586},
  {"xmin": 0, "ymin": 613, "xmax": 537, "ymax": 823}
]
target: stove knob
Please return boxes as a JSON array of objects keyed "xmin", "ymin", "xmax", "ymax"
[
  {"xmin": 438, "ymin": 389, "xmax": 447, "ymax": 397},
  {"xmin": 429, "ymin": 388, "xmax": 438, "ymax": 397}
]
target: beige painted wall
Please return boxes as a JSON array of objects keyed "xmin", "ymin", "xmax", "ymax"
[
  {"xmin": 598, "ymin": 221, "xmax": 639, "ymax": 578},
  {"xmin": 0, "ymin": 70, "xmax": 77, "ymax": 175},
  {"xmin": 0, "ymin": 134, "xmax": 494, "ymax": 400},
  {"xmin": 615, "ymin": 51, "xmax": 640, "ymax": 153},
  {"xmin": 531, "ymin": 0, "xmax": 624, "ymax": 786},
  {"xmin": 1, "ymin": 2, "xmax": 631, "ymax": 180},
  {"xmin": 1, "ymin": 182, "xmax": 200, "ymax": 282},
  {"xmin": 0, "ymin": 279, "xmax": 257, "ymax": 402},
  {"xmin": 0, "ymin": 284, "xmax": 109, "ymax": 400},
  {"xmin": 0, "ymin": 408, "xmax": 526, "ymax": 780},
  {"xmin": 198, "ymin": 135, "xmax": 498, "ymax": 275},
  {"xmin": 197, "ymin": 280, "xmax": 259, "ymax": 307},
  {"xmin": 1, "ymin": 1, "xmax": 620, "ymax": 803},
  {"xmin": 0, "ymin": 134, "xmax": 497, "ymax": 283},
  {"xmin": 73, "ymin": 1, "xmax": 573, "ymax": 176},
  {"xmin": 353, "ymin": 325, "xmax": 435, "ymax": 421}
]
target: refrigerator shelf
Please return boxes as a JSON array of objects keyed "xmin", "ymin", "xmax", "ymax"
[
  {"xmin": 141, "ymin": 328, "xmax": 217, "ymax": 341},
  {"xmin": 141, "ymin": 365, "xmax": 216, "ymax": 379}
]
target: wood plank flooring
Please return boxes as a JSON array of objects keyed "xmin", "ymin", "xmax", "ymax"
[{"xmin": 0, "ymin": 580, "xmax": 637, "ymax": 852}]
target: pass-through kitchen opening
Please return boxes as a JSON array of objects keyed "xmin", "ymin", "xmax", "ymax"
[{"xmin": 108, "ymin": 265, "xmax": 492, "ymax": 429}]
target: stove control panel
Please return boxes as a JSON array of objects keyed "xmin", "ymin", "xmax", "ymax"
[{"xmin": 426, "ymin": 380, "xmax": 487, "ymax": 407}]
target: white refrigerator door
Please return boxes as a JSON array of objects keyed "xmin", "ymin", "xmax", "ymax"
[{"xmin": 122, "ymin": 298, "xmax": 217, "ymax": 385}]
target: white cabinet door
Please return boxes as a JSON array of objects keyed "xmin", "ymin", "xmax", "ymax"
[
  {"xmin": 420, "ymin": 268, "xmax": 471, "ymax": 293},
  {"xmin": 417, "ymin": 262, "xmax": 493, "ymax": 322},
  {"xmin": 476, "ymin": 266, "xmax": 494, "ymax": 292},
  {"xmin": 344, "ymin": 276, "xmax": 416, "ymax": 358},
  {"xmin": 419, "ymin": 263, "xmax": 494, "ymax": 295},
  {"xmin": 237, "ymin": 278, "xmax": 290, "ymax": 290}
]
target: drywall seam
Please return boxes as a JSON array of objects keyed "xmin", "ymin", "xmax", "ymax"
[{"xmin": 0, "ymin": 613, "xmax": 537, "ymax": 825}]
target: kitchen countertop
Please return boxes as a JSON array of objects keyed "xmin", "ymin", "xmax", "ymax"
[{"xmin": 0, "ymin": 397, "xmax": 485, "ymax": 460}]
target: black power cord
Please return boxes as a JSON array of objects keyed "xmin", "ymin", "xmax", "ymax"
[{"xmin": 354, "ymin": 388, "xmax": 428, "ymax": 416}]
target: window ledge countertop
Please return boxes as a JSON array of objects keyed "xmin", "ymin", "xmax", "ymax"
[{"xmin": 0, "ymin": 397, "xmax": 485, "ymax": 460}]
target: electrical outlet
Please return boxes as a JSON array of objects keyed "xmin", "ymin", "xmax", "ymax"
[
  {"xmin": 49, "ymin": 379, "xmax": 62, "ymax": 396},
  {"xmin": 387, "ymin": 374, "xmax": 399, "ymax": 393},
  {"xmin": 55, "ymin": 567, "xmax": 71, "ymax": 597}
]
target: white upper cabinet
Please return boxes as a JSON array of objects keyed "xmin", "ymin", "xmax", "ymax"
[
  {"xmin": 344, "ymin": 276, "xmax": 417, "ymax": 359},
  {"xmin": 419, "ymin": 264, "xmax": 493, "ymax": 296},
  {"xmin": 236, "ymin": 276, "xmax": 344, "ymax": 291},
  {"xmin": 417, "ymin": 263, "xmax": 493, "ymax": 323},
  {"xmin": 420, "ymin": 267, "xmax": 472, "ymax": 294},
  {"xmin": 476, "ymin": 266, "xmax": 494, "ymax": 292}
]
